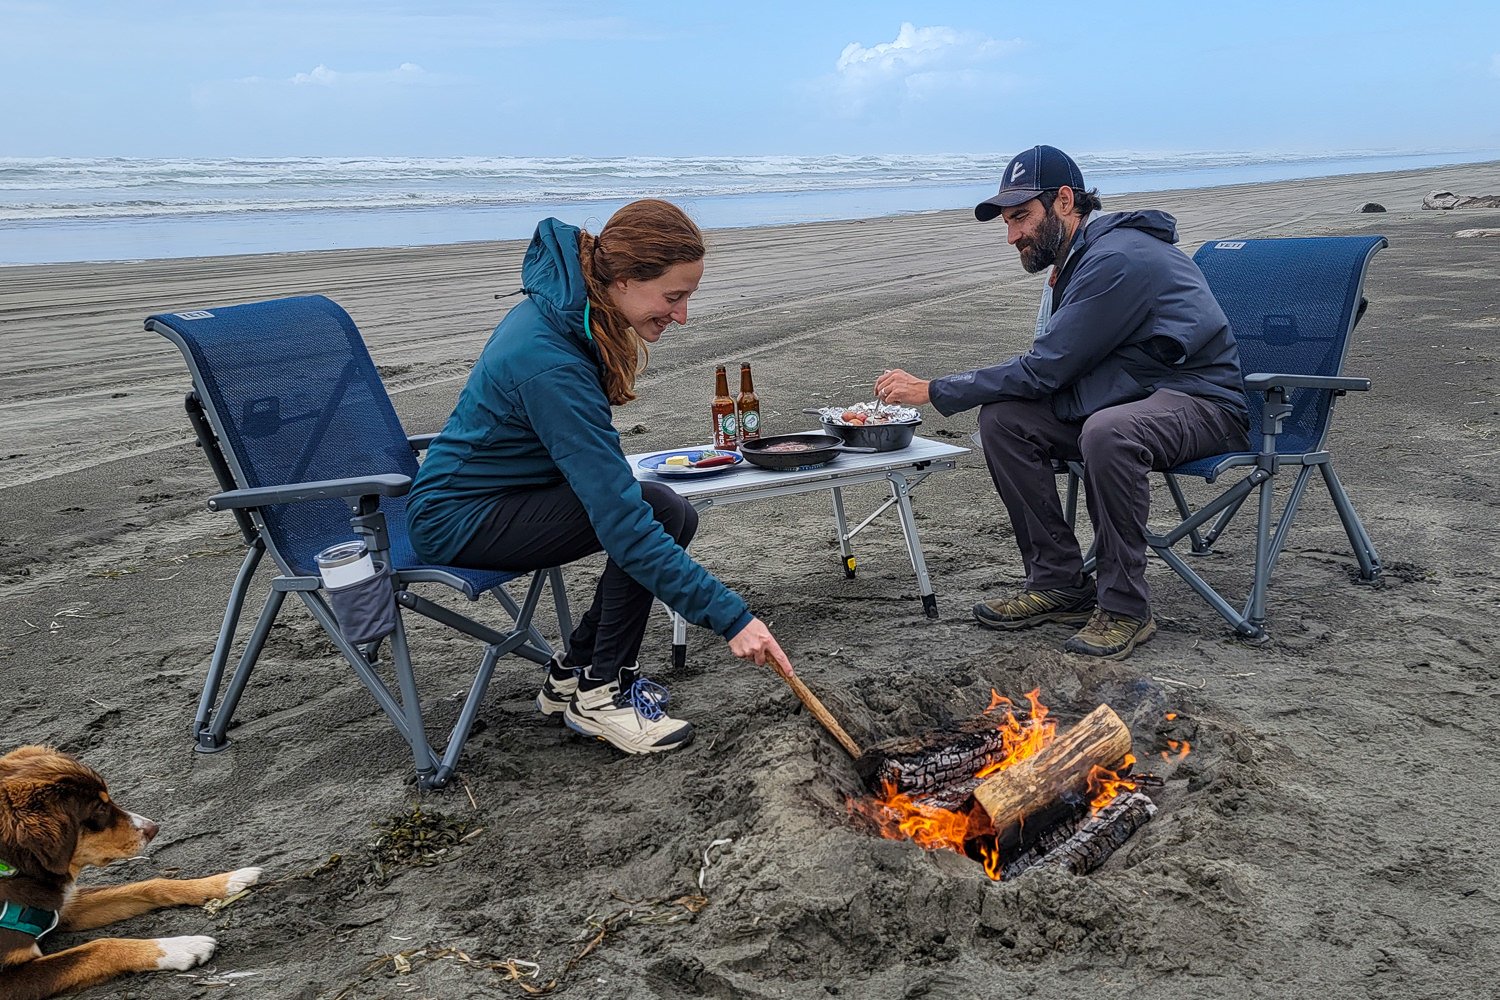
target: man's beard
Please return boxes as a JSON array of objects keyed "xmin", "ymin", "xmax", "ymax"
[{"xmin": 1017, "ymin": 208, "xmax": 1068, "ymax": 273}]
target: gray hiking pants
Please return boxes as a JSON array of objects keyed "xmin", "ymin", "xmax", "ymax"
[{"xmin": 977, "ymin": 389, "xmax": 1249, "ymax": 620}]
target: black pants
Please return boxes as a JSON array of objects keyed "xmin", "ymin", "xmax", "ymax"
[
  {"xmin": 977, "ymin": 389, "xmax": 1249, "ymax": 620},
  {"xmin": 452, "ymin": 480, "xmax": 698, "ymax": 679}
]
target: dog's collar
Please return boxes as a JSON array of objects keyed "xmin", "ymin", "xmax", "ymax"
[
  {"xmin": 0, "ymin": 899, "xmax": 60, "ymax": 940},
  {"xmin": 0, "ymin": 859, "xmax": 16, "ymax": 879}
]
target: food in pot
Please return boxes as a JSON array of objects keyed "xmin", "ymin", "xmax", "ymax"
[
  {"xmin": 759, "ymin": 440, "xmax": 818, "ymax": 453},
  {"xmin": 817, "ymin": 401, "xmax": 920, "ymax": 426}
]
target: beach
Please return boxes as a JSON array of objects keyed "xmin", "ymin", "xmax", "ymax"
[{"xmin": 2, "ymin": 160, "xmax": 1498, "ymax": 998}]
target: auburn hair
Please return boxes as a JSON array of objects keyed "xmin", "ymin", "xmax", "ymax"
[{"xmin": 578, "ymin": 199, "xmax": 705, "ymax": 405}]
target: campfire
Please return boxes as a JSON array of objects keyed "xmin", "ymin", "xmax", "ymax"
[{"xmin": 850, "ymin": 690, "xmax": 1181, "ymax": 881}]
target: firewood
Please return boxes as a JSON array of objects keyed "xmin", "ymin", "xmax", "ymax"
[
  {"xmin": 972, "ymin": 704, "xmax": 1132, "ymax": 844},
  {"xmin": 1002, "ymin": 791, "xmax": 1156, "ymax": 879},
  {"xmin": 854, "ymin": 715, "xmax": 1022, "ymax": 794}
]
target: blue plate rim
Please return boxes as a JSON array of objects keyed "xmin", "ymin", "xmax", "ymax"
[{"xmin": 636, "ymin": 448, "xmax": 745, "ymax": 477}]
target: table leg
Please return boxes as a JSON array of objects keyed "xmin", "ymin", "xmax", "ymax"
[
  {"xmin": 830, "ymin": 486, "xmax": 856, "ymax": 578},
  {"xmin": 888, "ymin": 471, "xmax": 938, "ymax": 619},
  {"xmin": 671, "ymin": 609, "xmax": 687, "ymax": 670}
]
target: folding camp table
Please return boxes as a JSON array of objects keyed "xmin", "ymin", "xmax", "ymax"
[{"xmin": 627, "ymin": 435, "xmax": 969, "ymax": 666}]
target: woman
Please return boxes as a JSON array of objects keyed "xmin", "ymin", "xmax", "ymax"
[{"xmin": 407, "ymin": 199, "xmax": 792, "ymax": 755}]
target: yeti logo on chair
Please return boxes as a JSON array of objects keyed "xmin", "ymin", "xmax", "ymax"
[{"xmin": 1213, "ymin": 241, "xmax": 1247, "ymax": 250}]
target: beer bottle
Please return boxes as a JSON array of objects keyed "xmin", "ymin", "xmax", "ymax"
[
  {"xmin": 711, "ymin": 364, "xmax": 738, "ymax": 450},
  {"xmin": 737, "ymin": 362, "xmax": 762, "ymax": 443}
]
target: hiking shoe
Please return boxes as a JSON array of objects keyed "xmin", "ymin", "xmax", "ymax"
[
  {"xmin": 535, "ymin": 655, "xmax": 579, "ymax": 719},
  {"xmin": 564, "ymin": 674, "xmax": 693, "ymax": 755},
  {"xmin": 1063, "ymin": 609, "xmax": 1158, "ymax": 660},
  {"xmin": 974, "ymin": 583, "xmax": 1097, "ymax": 630}
]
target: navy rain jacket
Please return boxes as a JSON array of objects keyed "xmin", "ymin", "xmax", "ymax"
[
  {"xmin": 407, "ymin": 219, "xmax": 752, "ymax": 639},
  {"xmin": 929, "ymin": 211, "xmax": 1248, "ymax": 424}
]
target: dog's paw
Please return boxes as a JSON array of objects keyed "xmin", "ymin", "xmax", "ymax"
[
  {"xmin": 224, "ymin": 867, "xmax": 262, "ymax": 894},
  {"xmin": 155, "ymin": 935, "xmax": 217, "ymax": 970}
]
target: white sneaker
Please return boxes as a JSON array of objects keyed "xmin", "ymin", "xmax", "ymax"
[
  {"xmin": 535, "ymin": 655, "xmax": 580, "ymax": 719},
  {"xmin": 564, "ymin": 674, "xmax": 693, "ymax": 754}
]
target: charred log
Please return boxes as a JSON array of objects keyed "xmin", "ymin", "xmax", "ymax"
[
  {"xmin": 855, "ymin": 715, "xmax": 1023, "ymax": 794},
  {"xmin": 1002, "ymin": 791, "xmax": 1156, "ymax": 879}
]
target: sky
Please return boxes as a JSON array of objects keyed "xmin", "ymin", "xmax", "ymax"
[{"xmin": 3, "ymin": 0, "xmax": 1499, "ymax": 158}]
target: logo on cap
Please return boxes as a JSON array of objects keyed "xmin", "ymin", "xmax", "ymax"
[{"xmin": 1010, "ymin": 161, "xmax": 1026, "ymax": 182}]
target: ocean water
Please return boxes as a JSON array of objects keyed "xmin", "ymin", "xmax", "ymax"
[{"xmin": 0, "ymin": 149, "xmax": 1491, "ymax": 265}]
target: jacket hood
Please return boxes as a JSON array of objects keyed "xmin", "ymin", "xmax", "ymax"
[
  {"xmin": 1084, "ymin": 209, "xmax": 1178, "ymax": 246},
  {"xmin": 521, "ymin": 218, "xmax": 588, "ymax": 336}
]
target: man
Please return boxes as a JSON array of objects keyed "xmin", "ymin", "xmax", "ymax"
[{"xmin": 876, "ymin": 145, "xmax": 1249, "ymax": 660}]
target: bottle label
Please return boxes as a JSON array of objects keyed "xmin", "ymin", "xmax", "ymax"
[
  {"xmin": 740, "ymin": 408, "xmax": 760, "ymax": 435},
  {"xmin": 719, "ymin": 412, "xmax": 738, "ymax": 440}
]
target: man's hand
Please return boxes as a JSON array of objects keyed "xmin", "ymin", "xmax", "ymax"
[
  {"xmin": 727, "ymin": 616, "xmax": 794, "ymax": 677},
  {"xmin": 874, "ymin": 369, "xmax": 931, "ymax": 406}
]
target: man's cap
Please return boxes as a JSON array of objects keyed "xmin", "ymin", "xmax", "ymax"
[{"xmin": 974, "ymin": 145, "xmax": 1086, "ymax": 221}]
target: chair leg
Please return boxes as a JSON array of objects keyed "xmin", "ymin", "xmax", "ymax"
[
  {"xmin": 1063, "ymin": 465, "xmax": 1081, "ymax": 529},
  {"xmin": 196, "ymin": 587, "xmax": 284, "ymax": 752},
  {"xmin": 192, "ymin": 543, "xmax": 263, "ymax": 747},
  {"xmin": 297, "ymin": 591, "xmax": 427, "ymax": 756},
  {"xmin": 430, "ymin": 644, "xmax": 503, "ymax": 789},
  {"xmin": 1320, "ymin": 461, "xmax": 1382, "ymax": 580},
  {"xmin": 384, "ymin": 614, "xmax": 441, "ymax": 786},
  {"xmin": 1246, "ymin": 468, "xmax": 1281, "ymax": 631},
  {"xmin": 1163, "ymin": 473, "xmax": 1212, "ymax": 554},
  {"xmin": 549, "ymin": 567, "xmax": 573, "ymax": 649},
  {"xmin": 491, "ymin": 579, "xmax": 555, "ymax": 666}
]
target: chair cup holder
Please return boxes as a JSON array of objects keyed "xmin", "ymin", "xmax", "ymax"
[{"xmin": 326, "ymin": 562, "xmax": 397, "ymax": 645}]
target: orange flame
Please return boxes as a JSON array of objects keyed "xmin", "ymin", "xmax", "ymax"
[
  {"xmin": 1159, "ymin": 737, "xmax": 1191, "ymax": 763},
  {"xmin": 1086, "ymin": 753, "xmax": 1139, "ymax": 810},
  {"xmin": 978, "ymin": 840, "xmax": 1002, "ymax": 881},
  {"xmin": 855, "ymin": 688, "xmax": 1057, "ymax": 881}
]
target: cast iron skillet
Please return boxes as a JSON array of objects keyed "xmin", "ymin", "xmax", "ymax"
[{"xmin": 738, "ymin": 432, "xmax": 876, "ymax": 471}]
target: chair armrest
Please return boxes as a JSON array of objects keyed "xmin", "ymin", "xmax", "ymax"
[
  {"xmin": 1244, "ymin": 373, "xmax": 1371, "ymax": 393},
  {"xmin": 208, "ymin": 474, "xmax": 412, "ymax": 511},
  {"xmin": 407, "ymin": 433, "xmax": 439, "ymax": 453}
]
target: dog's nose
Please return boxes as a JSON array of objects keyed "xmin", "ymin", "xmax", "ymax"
[{"xmin": 130, "ymin": 812, "xmax": 160, "ymax": 843}]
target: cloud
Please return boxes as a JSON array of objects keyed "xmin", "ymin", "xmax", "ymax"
[
  {"xmin": 828, "ymin": 23, "xmax": 1024, "ymax": 114},
  {"xmin": 233, "ymin": 62, "xmax": 436, "ymax": 88}
]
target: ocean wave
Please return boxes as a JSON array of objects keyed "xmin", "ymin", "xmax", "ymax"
[{"xmin": 0, "ymin": 148, "xmax": 1469, "ymax": 222}]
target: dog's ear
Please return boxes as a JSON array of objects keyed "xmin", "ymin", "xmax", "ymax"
[{"xmin": 0, "ymin": 764, "xmax": 88, "ymax": 877}]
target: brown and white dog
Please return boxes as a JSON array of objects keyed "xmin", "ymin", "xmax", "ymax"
[{"xmin": 0, "ymin": 745, "xmax": 260, "ymax": 1000}]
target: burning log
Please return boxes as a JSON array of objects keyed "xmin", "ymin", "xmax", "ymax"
[
  {"xmin": 973, "ymin": 704, "xmax": 1132, "ymax": 849},
  {"xmin": 1001, "ymin": 791, "xmax": 1156, "ymax": 880},
  {"xmin": 853, "ymin": 714, "xmax": 1026, "ymax": 797}
]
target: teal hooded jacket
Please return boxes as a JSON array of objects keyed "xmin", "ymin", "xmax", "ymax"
[{"xmin": 407, "ymin": 219, "xmax": 752, "ymax": 639}]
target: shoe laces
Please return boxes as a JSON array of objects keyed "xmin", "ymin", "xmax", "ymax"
[{"xmin": 616, "ymin": 675, "xmax": 671, "ymax": 721}]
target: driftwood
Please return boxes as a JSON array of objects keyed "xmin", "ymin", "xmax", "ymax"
[
  {"xmin": 1002, "ymin": 791, "xmax": 1157, "ymax": 879},
  {"xmin": 973, "ymin": 704, "xmax": 1132, "ymax": 844}
]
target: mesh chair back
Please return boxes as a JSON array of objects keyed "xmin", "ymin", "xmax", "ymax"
[
  {"xmin": 1192, "ymin": 236, "xmax": 1385, "ymax": 455},
  {"xmin": 150, "ymin": 296, "xmax": 417, "ymax": 576}
]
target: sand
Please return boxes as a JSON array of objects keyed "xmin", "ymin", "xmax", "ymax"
[{"xmin": 2, "ymin": 162, "xmax": 1498, "ymax": 999}]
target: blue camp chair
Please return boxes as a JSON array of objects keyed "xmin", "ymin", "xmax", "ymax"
[
  {"xmin": 148, "ymin": 295, "xmax": 570, "ymax": 789},
  {"xmin": 1060, "ymin": 235, "xmax": 1387, "ymax": 640}
]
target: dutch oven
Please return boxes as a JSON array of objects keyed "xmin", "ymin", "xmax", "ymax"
[{"xmin": 819, "ymin": 415, "xmax": 920, "ymax": 452}]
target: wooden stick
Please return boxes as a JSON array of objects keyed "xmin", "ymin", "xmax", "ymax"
[{"xmin": 772, "ymin": 659, "xmax": 863, "ymax": 759}]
